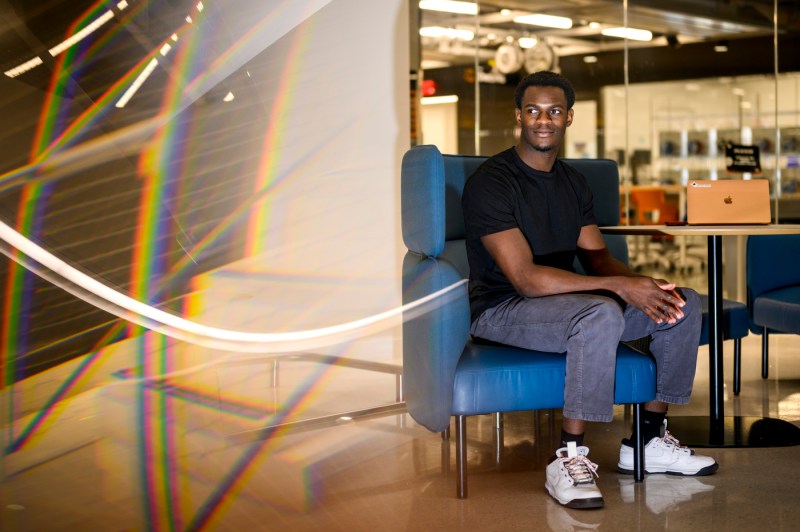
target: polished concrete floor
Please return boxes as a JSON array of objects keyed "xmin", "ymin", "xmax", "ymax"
[{"xmin": 2, "ymin": 260, "xmax": 800, "ymax": 531}]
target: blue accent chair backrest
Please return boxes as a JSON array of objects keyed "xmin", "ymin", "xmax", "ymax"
[
  {"xmin": 746, "ymin": 234, "xmax": 800, "ymax": 379},
  {"xmin": 400, "ymin": 145, "xmax": 655, "ymax": 498}
]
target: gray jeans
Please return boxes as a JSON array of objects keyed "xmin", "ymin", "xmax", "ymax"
[{"xmin": 469, "ymin": 288, "xmax": 702, "ymax": 422}]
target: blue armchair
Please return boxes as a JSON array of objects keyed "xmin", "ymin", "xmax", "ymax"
[
  {"xmin": 746, "ymin": 234, "xmax": 800, "ymax": 379},
  {"xmin": 400, "ymin": 145, "xmax": 656, "ymax": 499}
]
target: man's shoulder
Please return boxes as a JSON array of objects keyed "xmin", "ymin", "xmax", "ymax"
[{"xmin": 467, "ymin": 148, "xmax": 519, "ymax": 185}]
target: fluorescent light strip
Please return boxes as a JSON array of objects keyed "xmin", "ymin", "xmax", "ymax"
[
  {"xmin": 421, "ymin": 95, "xmax": 459, "ymax": 105},
  {"xmin": 4, "ymin": 56, "xmax": 43, "ymax": 78},
  {"xmin": 419, "ymin": 26, "xmax": 474, "ymax": 40},
  {"xmin": 117, "ymin": 0, "xmax": 129, "ymax": 9},
  {"xmin": 0, "ymin": 216, "xmax": 466, "ymax": 353},
  {"xmin": 116, "ymin": 58, "xmax": 159, "ymax": 108},
  {"xmin": 49, "ymin": 10, "xmax": 115, "ymax": 57},
  {"xmin": 513, "ymin": 14, "xmax": 572, "ymax": 30},
  {"xmin": 601, "ymin": 27, "xmax": 653, "ymax": 41},
  {"xmin": 419, "ymin": 1, "xmax": 478, "ymax": 15}
]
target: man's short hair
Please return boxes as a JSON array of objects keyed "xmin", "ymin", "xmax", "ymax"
[{"xmin": 514, "ymin": 71, "xmax": 576, "ymax": 110}]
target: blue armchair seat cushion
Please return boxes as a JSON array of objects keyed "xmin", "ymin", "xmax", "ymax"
[
  {"xmin": 451, "ymin": 342, "xmax": 656, "ymax": 415},
  {"xmin": 698, "ymin": 294, "xmax": 749, "ymax": 345},
  {"xmin": 752, "ymin": 286, "xmax": 800, "ymax": 334}
]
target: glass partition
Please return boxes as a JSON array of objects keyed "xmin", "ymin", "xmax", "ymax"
[{"xmin": 414, "ymin": 0, "xmax": 799, "ymax": 222}]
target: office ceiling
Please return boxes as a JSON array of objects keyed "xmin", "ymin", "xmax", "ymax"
[{"xmin": 420, "ymin": 0, "xmax": 800, "ymax": 70}]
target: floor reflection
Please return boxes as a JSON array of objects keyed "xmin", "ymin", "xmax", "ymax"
[{"xmin": 3, "ymin": 323, "xmax": 800, "ymax": 530}]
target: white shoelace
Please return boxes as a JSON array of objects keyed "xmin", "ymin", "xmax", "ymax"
[
  {"xmin": 657, "ymin": 430, "xmax": 693, "ymax": 455},
  {"xmin": 662, "ymin": 430, "xmax": 682, "ymax": 448},
  {"xmin": 561, "ymin": 455, "xmax": 600, "ymax": 484}
]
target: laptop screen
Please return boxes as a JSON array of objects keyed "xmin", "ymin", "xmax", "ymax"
[{"xmin": 686, "ymin": 179, "xmax": 771, "ymax": 225}]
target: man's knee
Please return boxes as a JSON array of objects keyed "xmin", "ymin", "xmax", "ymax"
[
  {"xmin": 678, "ymin": 287, "xmax": 702, "ymax": 323},
  {"xmin": 580, "ymin": 297, "xmax": 625, "ymax": 337}
]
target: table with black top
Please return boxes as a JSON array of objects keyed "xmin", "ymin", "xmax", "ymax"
[{"xmin": 601, "ymin": 223, "xmax": 800, "ymax": 447}]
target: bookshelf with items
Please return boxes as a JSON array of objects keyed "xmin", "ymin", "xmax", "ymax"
[{"xmin": 653, "ymin": 126, "xmax": 800, "ymax": 193}]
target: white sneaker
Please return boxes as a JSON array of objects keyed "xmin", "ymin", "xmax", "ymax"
[
  {"xmin": 545, "ymin": 442, "xmax": 604, "ymax": 509},
  {"xmin": 617, "ymin": 420, "xmax": 718, "ymax": 476}
]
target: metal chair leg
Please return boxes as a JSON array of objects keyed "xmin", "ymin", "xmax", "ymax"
[
  {"xmin": 633, "ymin": 403, "xmax": 645, "ymax": 482},
  {"xmin": 494, "ymin": 413, "xmax": 504, "ymax": 465},
  {"xmin": 762, "ymin": 328, "xmax": 770, "ymax": 379},
  {"xmin": 456, "ymin": 415, "xmax": 468, "ymax": 499},
  {"xmin": 733, "ymin": 338, "xmax": 742, "ymax": 395}
]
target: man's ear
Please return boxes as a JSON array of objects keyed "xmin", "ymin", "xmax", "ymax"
[
  {"xmin": 515, "ymin": 108, "xmax": 521, "ymax": 124},
  {"xmin": 566, "ymin": 108, "xmax": 574, "ymax": 127}
]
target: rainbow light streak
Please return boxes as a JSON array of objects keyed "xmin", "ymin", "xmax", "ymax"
[
  {"xmin": 1, "ymin": 183, "xmax": 50, "ymax": 416},
  {"xmin": 1, "ymin": 6, "xmax": 412, "ymax": 528},
  {"xmin": 31, "ymin": 0, "xmax": 112, "ymax": 159},
  {"xmin": 245, "ymin": 19, "xmax": 311, "ymax": 256},
  {"xmin": 134, "ymin": 336, "xmax": 157, "ymax": 530},
  {"xmin": 127, "ymin": 8, "xmax": 208, "ymax": 523},
  {"xmin": 111, "ymin": 370, "xmax": 272, "ymax": 420},
  {"xmin": 134, "ymin": 333, "xmax": 182, "ymax": 531},
  {"xmin": 133, "ymin": 3, "xmax": 207, "ymax": 311},
  {"xmin": 186, "ymin": 356, "xmax": 341, "ymax": 530},
  {"xmin": 5, "ymin": 323, "xmax": 125, "ymax": 453},
  {"xmin": 3, "ymin": 0, "xmax": 147, "ymax": 451},
  {"xmin": 32, "ymin": 33, "xmax": 185, "ymax": 163},
  {"xmin": 158, "ymin": 335, "xmax": 182, "ymax": 532},
  {"xmin": 30, "ymin": 1, "xmax": 197, "ymax": 164},
  {"xmin": 4, "ymin": 1, "xmax": 111, "ymax": 399},
  {"xmin": 119, "ymin": 334, "xmax": 348, "ymax": 529},
  {"xmin": 4, "ymin": 0, "xmax": 193, "ymax": 463},
  {"xmin": 2, "ymin": 1, "xmax": 108, "ymax": 421}
]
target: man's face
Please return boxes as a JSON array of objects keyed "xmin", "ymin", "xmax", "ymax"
[{"xmin": 515, "ymin": 85, "xmax": 573, "ymax": 153}]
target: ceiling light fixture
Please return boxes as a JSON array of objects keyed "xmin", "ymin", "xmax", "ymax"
[
  {"xmin": 518, "ymin": 37, "xmax": 538, "ymax": 49},
  {"xmin": 514, "ymin": 14, "xmax": 573, "ymax": 29},
  {"xmin": 4, "ymin": 56, "xmax": 43, "ymax": 78},
  {"xmin": 419, "ymin": 1, "xmax": 478, "ymax": 15},
  {"xmin": 601, "ymin": 27, "xmax": 653, "ymax": 41},
  {"xmin": 49, "ymin": 10, "xmax": 114, "ymax": 56},
  {"xmin": 116, "ymin": 58, "xmax": 159, "ymax": 108},
  {"xmin": 583, "ymin": 55, "xmax": 598, "ymax": 63},
  {"xmin": 420, "ymin": 26, "xmax": 474, "ymax": 40},
  {"xmin": 714, "ymin": 41, "xmax": 729, "ymax": 52},
  {"xmin": 422, "ymin": 95, "xmax": 459, "ymax": 105}
]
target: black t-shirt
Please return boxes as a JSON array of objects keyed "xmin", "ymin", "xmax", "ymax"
[{"xmin": 461, "ymin": 147, "xmax": 596, "ymax": 321}]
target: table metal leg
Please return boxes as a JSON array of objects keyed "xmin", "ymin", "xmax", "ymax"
[{"xmin": 707, "ymin": 235, "xmax": 725, "ymax": 443}]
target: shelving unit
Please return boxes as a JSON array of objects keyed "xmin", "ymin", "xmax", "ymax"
[{"xmin": 653, "ymin": 127, "xmax": 800, "ymax": 191}]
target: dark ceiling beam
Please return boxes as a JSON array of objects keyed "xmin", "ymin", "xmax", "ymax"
[{"xmin": 560, "ymin": 33, "xmax": 800, "ymax": 97}]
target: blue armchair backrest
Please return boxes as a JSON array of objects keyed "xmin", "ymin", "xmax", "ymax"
[{"xmin": 746, "ymin": 234, "xmax": 800, "ymax": 315}]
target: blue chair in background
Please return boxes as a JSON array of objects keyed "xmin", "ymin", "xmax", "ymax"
[
  {"xmin": 746, "ymin": 234, "xmax": 800, "ymax": 379},
  {"xmin": 698, "ymin": 295, "xmax": 749, "ymax": 395},
  {"xmin": 400, "ymin": 145, "xmax": 656, "ymax": 499}
]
